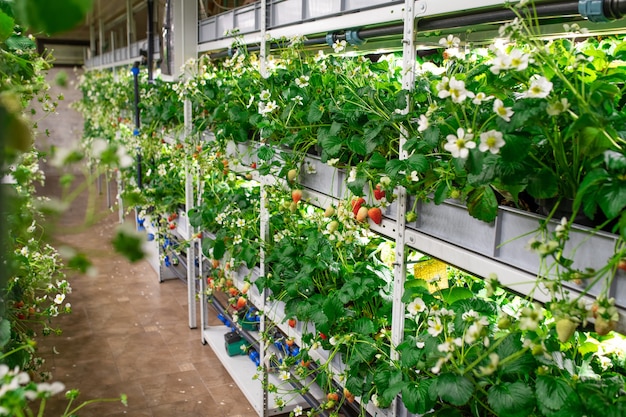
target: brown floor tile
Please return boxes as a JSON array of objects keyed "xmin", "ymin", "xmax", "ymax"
[{"xmin": 34, "ymin": 171, "xmax": 258, "ymax": 416}]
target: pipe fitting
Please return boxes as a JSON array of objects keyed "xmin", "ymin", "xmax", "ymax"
[
  {"xmin": 345, "ymin": 29, "xmax": 365, "ymax": 46},
  {"xmin": 326, "ymin": 32, "xmax": 338, "ymax": 48},
  {"xmin": 579, "ymin": 0, "xmax": 608, "ymax": 22},
  {"xmin": 579, "ymin": 0, "xmax": 626, "ymax": 22}
]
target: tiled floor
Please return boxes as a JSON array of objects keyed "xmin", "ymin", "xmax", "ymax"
[{"xmin": 35, "ymin": 177, "xmax": 258, "ymax": 417}]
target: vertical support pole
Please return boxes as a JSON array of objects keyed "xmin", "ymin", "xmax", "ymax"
[
  {"xmin": 126, "ymin": 0, "xmax": 133, "ymax": 60},
  {"xmin": 390, "ymin": 1, "xmax": 416, "ymax": 416},
  {"xmin": 259, "ymin": 1, "xmax": 269, "ymax": 416},
  {"xmin": 184, "ymin": 99, "xmax": 197, "ymax": 329},
  {"xmin": 131, "ymin": 62, "xmax": 143, "ymax": 189},
  {"xmin": 173, "ymin": 0, "xmax": 198, "ymax": 78},
  {"xmin": 174, "ymin": 0, "xmax": 199, "ymax": 328},
  {"xmin": 147, "ymin": 0, "xmax": 155, "ymax": 82},
  {"xmin": 98, "ymin": 0, "xmax": 104, "ymax": 57},
  {"xmin": 89, "ymin": 12, "xmax": 96, "ymax": 60},
  {"xmin": 117, "ymin": 170, "xmax": 124, "ymax": 223}
]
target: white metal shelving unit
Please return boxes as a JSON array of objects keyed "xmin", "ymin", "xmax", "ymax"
[
  {"xmin": 192, "ymin": 1, "xmax": 626, "ymax": 416},
  {"xmin": 83, "ymin": 1, "xmax": 626, "ymax": 416}
]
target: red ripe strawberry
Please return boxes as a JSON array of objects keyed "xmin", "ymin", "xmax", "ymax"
[
  {"xmin": 319, "ymin": 332, "xmax": 327, "ymax": 340},
  {"xmin": 250, "ymin": 162, "xmax": 257, "ymax": 169},
  {"xmin": 236, "ymin": 296, "xmax": 246, "ymax": 310},
  {"xmin": 327, "ymin": 392, "xmax": 339, "ymax": 402},
  {"xmin": 373, "ymin": 184, "xmax": 385, "ymax": 200},
  {"xmin": 351, "ymin": 197, "xmax": 365, "ymax": 215},
  {"xmin": 286, "ymin": 338, "xmax": 295, "ymax": 347},
  {"xmin": 168, "ymin": 212, "xmax": 178, "ymax": 222},
  {"xmin": 368, "ymin": 207, "xmax": 382, "ymax": 225},
  {"xmin": 292, "ymin": 189, "xmax": 303, "ymax": 203},
  {"xmin": 356, "ymin": 206, "xmax": 368, "ymax": 222},
  {"xmin": 288, "ymin": 318, "xmax": 296, "ymax": 328},
  {"xmin": 168, "ymin": 223, "xmax": 176, "ymax": 230},
  {"xmin": 228, "ymin": 287, "xmax": 239, "ymax": 297},
  {"xmin": 195, "ymin": 232, "xmax": 203, "ymax": 239}
]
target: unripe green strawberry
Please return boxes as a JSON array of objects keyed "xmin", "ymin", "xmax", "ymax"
[
  {"xmin": 287, "ymin": 169, "xmax": 298, "ymax": 182},
  {"xmin": 324, "ymin": 205, "xmax": 335, "ymax": 217},
  {"xmin": 406, "ymin": 211, "xmax": 417, "ymax": 222},
  {"xmin": 556, "ymin": 318, "xmax": 578, "ymax": 343},
  {"xmin": 497, "ymin": 316, "xmax": 511, "ymax": 329},
  {"xmin": 327, "ymin": 220, "xmax": 339, "ymax": 233}
]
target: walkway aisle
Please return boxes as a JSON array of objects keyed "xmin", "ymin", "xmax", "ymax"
[{"xmin": 36, "ymin": 177, "xmax": 257, "ymax": 417}]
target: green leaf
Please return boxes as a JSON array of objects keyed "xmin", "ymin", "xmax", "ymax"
[
  {"xmin": 423, "ymin": 126, "xmax": 441, "ymax": 148},
  {"xmin": 385, "ymin": 159, "xmax": 407, "ymax": 178},
  {"xmin": 188, "ymin": 208, "xmax": 202, "ymax": 228},
  {"xmin": 368, "ymin": 152, "xmax": 387, "ymax": 170},
  {"xmin": 440, "ymin": 287, "xmax": 473, "ymax": 304},
  {"xmin": 487, "ymin": 382, "xmax": 535, "ymax": 417},
  {"xmin": 329, "ymin": 121, "xmax": 342, "ymax": 136},
  {"xmin": 5, "ymin": 34, "xmax": 35, "ymax": 51},
  {"xmin": 353, "ymin": 318, "xmax": 376, "ymax": 335},
  {"xmin": 597, "ymin": 180, "xmax": 626, "ymax": 219},
  {"xmin": 349, "ymin": 338, "xmax": 378, "ymax": 365},
  {"xmin": 0, "ymin": 9, "xmax": 14, "ymax": 42},
  {"xmin": 201, "ymin": 238, "xmax": 214, "ymax": 258},
  {"xmin": 433, "ymin": 182, "xmax": 449, "ymax": 205},
  {"xmin": 213, "ymin": 239, "xmax": 226, "ymax": 260},
  {"xmin": 14, "ymin": 0, "xmax": 94, "ymax": 35},
  {"xmin": 256, "ymin": 145, "xmax": 275, "ymax": 161},
  {"xmin": 0, "ymin": 319, "xmax": 10, "ymax": 349},
  {"xmin": 398, "ymin": 338, "xmax": 424, "ymax": 367},
  {"xmin": 496, "ymin": 334, "xmax": 536, "ymax": 376},
  {"xmin": 429, "ymin": 373, "xmax": 474, "ymax": 406},
  {"xmin": 318, "ymin": 130, "xmax": 343, "ymax": 156},
  {"xmin": 111, "ymin": 224, "xmax": 145, "ymax": 263},
  {"xmin": 363, "ymin": 123, "xmax": 383, "ymax": 154},
  {"xmin": 239, "ymin": 244, "xmax": 258, "ymax": 268},
  {"xmin": 402, "ymin": 380, "xmax": 435, "ymax": 415},
  {"xmin": 383, "ymin": 380, "xmax": 407, "ymax": 404},
  {"xmin": 466, "ymin": 185, "xmax": 498, "ymax": 222},
  {"xmin": 322, "ymin": 295, "xmax": 344, "ymax": 322},
  {"xmin": 406, "ymin": 153, "xmax": 429, "ymax": 173},
  {"xmin": 307, "ymin": 100, "xmax": 324, "ymax": 123},
  {"xmin": 535, "ymin": 375, "xmax": 575, "ymax": 412},
  {"xmin": 605, "ymin": 149, "xmax": 626, "ymax": 171},
  {"xmin": 348, "ymin": 134, "xmax": 368, "ymax": 156},
  {"xmin": 346, "ymin": 176, "xmax": 367, "ymax": 196},
  {"xmin": 527, "ymin": 168, "xmax": 559, "ymax": 199}
]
